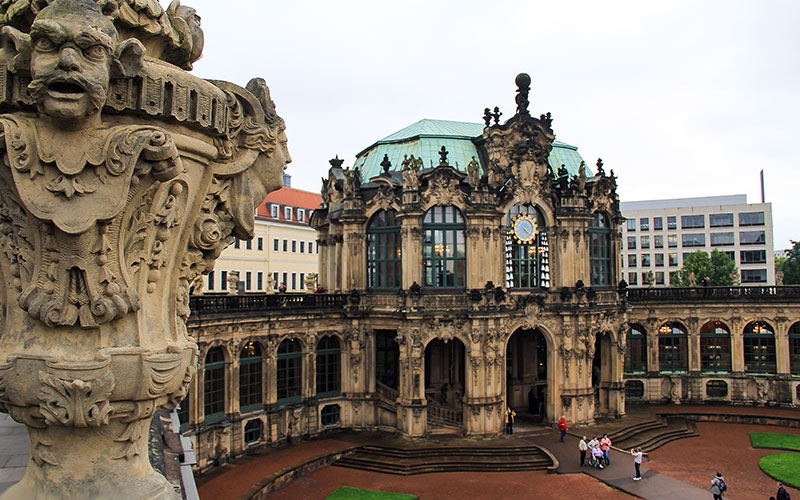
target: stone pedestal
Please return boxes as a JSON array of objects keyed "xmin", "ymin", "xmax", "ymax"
[{"xmin": 0, "ymin": 1, "xmax": 289, "ymax": 497}]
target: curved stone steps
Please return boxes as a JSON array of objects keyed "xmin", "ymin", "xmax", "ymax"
[
  {"xmin": 607, "ymin": 419, "xmax": 667, "ymax": 442},
  {"xmin": 613, "ymin": 417, "xmax": 698, "ymax": 453},
  {"xmin": 333, "ymin": 445, "xmax": 555, "ymax": 475}
]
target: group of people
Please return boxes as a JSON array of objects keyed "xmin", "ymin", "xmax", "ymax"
[
  {"xmin": 578, "ymin": 434, "xmax": 643, "ymax": 481},
  {"xmin": 578, "ymin": 435, "xmax": 613, "ymax": 468}
]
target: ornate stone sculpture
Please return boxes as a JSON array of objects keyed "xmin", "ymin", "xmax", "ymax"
[{"xmin": 0, "ymin": 1, "xmax": 289, "ymax": 498}]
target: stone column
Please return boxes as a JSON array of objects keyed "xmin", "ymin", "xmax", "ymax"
[{"xmin": 0, "ymin": 1, "xmax": 290, "ymax": 497}]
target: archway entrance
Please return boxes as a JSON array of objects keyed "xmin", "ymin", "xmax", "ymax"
[
  {"xmin": 424, "ymin": 338, "xmax": 465, "ymax": 430},
  {"xmin": 506, "ymin": 328, "xmax": 548, "ymax": 421},
  {"xmin": 592, "ymin": 332, "xmax": 614, "ymax": 417}
]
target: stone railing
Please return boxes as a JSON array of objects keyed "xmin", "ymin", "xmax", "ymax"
[
  {"xmin": 376, "ymin": 381, "xmax": 399, "ymax": 403},
  {"xmin": 627, "ymin": 286, "xmax": 800, "ymax": 303},
  {"xmin": 427, "ymin": 400, "xmax": 463, "ymax": 425},
  {"xmin": 189, "ymin": 293, "xmax": 348, "ymax": 316}
]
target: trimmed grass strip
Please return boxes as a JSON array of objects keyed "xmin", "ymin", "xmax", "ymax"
[
  {"xmin": 759, "ymin": 453, "xmax": 800, "ymax": 489},
  {"xmin": 326, "ymin": 486, "xmax": 419, "ymax": 500},
  {"xmin": 750, "ymin": 432, "xmax": 800, "ymax": 452}
]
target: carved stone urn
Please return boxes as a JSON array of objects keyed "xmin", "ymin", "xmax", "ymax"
[{"xmin": 0, "ymin": 0, "xmax": 289, "ymax": 498}]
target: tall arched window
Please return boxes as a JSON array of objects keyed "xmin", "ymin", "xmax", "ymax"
[
  {"xmin": 790, "ymin": 322, "xmax": 800, "ymax": 376},
  {"xmin": 316, "ymin": 336, "xmax": 341, "ymax": 397},
  {"xmin": 277, "ymin": 339, "xmax": 302, "ymax": 404},
  {"xmin": 239, "ymin": 342, "xmax": 263, "ymax": 413},
  {"xmin": 505, "ymin": 205, "xmax": 549, "ymax": 288},
  {"xmin": 367, "ymin": 209, "xmax": 401, "ymax": 289},
  {"xmin": 700, "ymin": 321, "xmax": 731, "ymax": 373},
  {"xmin": 658, "ymin": 322, "xmax": 687, "ymax": 372},
  {"xmin": 589, "ymin": 212, "xmax": 613, "ymax": 287},
  {"xmin": 744, "ymin": 321, "xmax": 776, "ymax": 374},
  {"xmin": 624, "ymin": 324, "xmax": 647, "ymax": 374},
  {"xmin": 423, "ymin": 206, "xmax": 466, "ymax": 288},
  {"xmin": 204, "ymin": 347, "xmax": 226, "ymax": 423}
]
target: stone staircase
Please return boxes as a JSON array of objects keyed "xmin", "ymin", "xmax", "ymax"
[
  {"xmin": 608, "ymin": 416, "xmax": 698, "ymax": 453},
  {"xmin": 333, "ymin": 445, "xmax": 555, "ymax": 475}
]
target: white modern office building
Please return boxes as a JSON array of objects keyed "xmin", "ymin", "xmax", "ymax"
[{"xmin": 620, "ymin": 195, "xmax": 774, "ymax": 287}]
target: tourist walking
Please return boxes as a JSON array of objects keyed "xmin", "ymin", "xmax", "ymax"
[
  {"xmin": 710, "ymin": 472, "xmax": 726, "ymax": 500},
  {"xmin": 600, "ymin": 434, "xmax": 612, "ymax": 465},
  {"xmin": 558, "ymin": 415, "xmax": 568, "ymax": 442},
  {"xmin": 776, "ymin": 482, "xmax": 790, "ymax": 500},
  {"xmin": 505, "ymin": 407, "xmax": 516, "ymax": 435},
  {"xmin": 579, "ymin": 436, "xmax": 589, "ymax": 466},
  {"xmin": 631, "ymin": 448, "xmax": 642, "ymax": 481}
]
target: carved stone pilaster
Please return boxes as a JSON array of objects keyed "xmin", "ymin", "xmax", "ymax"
[{"xmin": 0, "ymin": 1, "xmax": 288, "ymax": 498}]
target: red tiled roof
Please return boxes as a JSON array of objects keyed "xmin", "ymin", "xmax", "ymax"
[{"xmin": 257, "ymin": 187, "xmax": 323, "ymax": 219}]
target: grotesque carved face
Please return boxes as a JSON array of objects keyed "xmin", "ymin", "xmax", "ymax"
[{"xmin": 27, "ymin": 1, "xmax": 119, "ymax": 127}]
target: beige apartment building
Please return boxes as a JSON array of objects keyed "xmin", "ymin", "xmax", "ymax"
[
  {"xmin": 204, "ymin": 176, "xmax": 322, "ymax": 293},
  {"xmin": 620, "ymin": 195, "xmax": 775, "ymax": 287}
]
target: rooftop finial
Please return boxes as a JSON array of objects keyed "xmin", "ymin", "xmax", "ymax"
[
  {"xmin": 483, "ymin": 108, "xmax": 492, "ymax": 127},
  {"xmin": 438, "ymin": 146, "xmax": 449, "ymax": 166},
  {"xmin": 381, "ymin": 154, "xmax": 392, "ymax": 174},
  {"xmin": 492, "ymin": 106, "xmax": 502, "ymax": 125},
  {"xmin": 329, "ymin": 155, "xmax": 344, "ymax": 169},
  {"xmin": 515, "ymin": 73, "xmax": 531, "ymax": 115}
]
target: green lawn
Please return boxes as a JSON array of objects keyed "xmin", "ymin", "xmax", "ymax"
[
  {"xmin": 325, "ymin": 487, "xmax": 419, "ymax": 500},
  {"xmin": 759, "ymin": 453, "xmax": 800, "ymax": 488},
  {"xmin": 750, "ymin": 432, "xmax": 800, "ymax": 451}
]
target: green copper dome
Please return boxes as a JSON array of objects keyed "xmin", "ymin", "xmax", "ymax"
[{"xmin": 354, "ymin": 119, "xmax": 589, "ymax": 180}]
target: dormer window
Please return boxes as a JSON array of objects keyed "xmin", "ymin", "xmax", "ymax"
[
  {"xmin": 284, "ymin": 206, "xmax": 292, "ymax": 220},
  {"xmin": 270, "ymin": 204, "xmax": 278, "ymax": 218},
  {"xmin": 297, "ymin": 208, "xmax": 305, "ymax": 222}
]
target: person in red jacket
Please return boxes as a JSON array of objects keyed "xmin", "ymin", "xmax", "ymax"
[{"xmin": 558, "ymin": 416, "xmax": 568, "ymax": 442}]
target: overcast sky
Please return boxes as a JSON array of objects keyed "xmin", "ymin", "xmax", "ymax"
[{"xmin": 186, "ymin": 0, "xmax": 798, "ymax": 249}]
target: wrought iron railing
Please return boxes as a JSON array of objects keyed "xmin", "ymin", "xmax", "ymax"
[
  {"xmin": 626, "ymin": 286, "xmax": 800, "ymax": 302},
  {"xmin": 189, "ymin": 293, "xmax": 348, "ymax": 316}
]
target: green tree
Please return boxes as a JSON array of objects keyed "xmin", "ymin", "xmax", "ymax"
[
  {"xmin": 671, "ymin": 250, "xmax": 738, "ymax": 287},
  {"xmin": 776, "ymin": 240, "xmax": 800, "ymax": 285}
]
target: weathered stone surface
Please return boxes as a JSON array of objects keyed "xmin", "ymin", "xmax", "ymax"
[{"xmin": 0, "ymin": 0, "xmax": 288, "ymax": 497}]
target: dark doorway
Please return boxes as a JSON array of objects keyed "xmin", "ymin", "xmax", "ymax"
[
  {"xmin": 375, "ymin": 330, "xmax": 399, "ymax": 389},
  {"xmin": 506, "ymin": 328, "xmax": 548, "ymax": 421}
]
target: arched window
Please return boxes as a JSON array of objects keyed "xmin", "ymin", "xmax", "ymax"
[
  {"xmin": 505, "ymin": 205, "xmax": 549, "ymax": 288},
  {"xmin": 244, "ymin": 419, "xmax": 263, "ymax": 444},
  {"xmin": 790, "ymin": 322, "xmax": 800, "ymax": 376},
  {"xmin": 422, "ymin": 206, "xmax": 466, "ymax": 288},
  {"xmin": 204, "ymin": 347, "xmax": 226, "ymax": 423},
  {"xmin": 624, "ymin": 324, "xmax": 647, "ymax": 374},
  {"xmin": 658, "ymin": 322, "xmax": 687, "ymax": 373},
  {"xmin": 239, "ymin": 342, "xmax": 263, "ymax": 413},
  {"xmin": 700, "ymin": 321, "xmax": 731, "ymax": 373},
  {"xmin": 316, "ymin": 336, "xmax": 341, "ymax": 397},
  {"xmin": 589, "ymin": 212, "xmax": 613, "ymax": 287},
  {"xmin": 277, "ymin": 339, "xmax": 302, "ymax": 404},
  {"xmin": 367, "ymin": 209, "xmax": 401, "ymax": 289},
  {"xmin": 744, "ymin": 321, "xmax": 776, "ymax": 374}
]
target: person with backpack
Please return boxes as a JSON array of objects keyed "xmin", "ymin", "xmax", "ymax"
[
  {"xmin": 710, "ymin": 472, "xmax": 727, "ymax": 500},
  {"xmin": 777, "ymin": 482, "xmax": 791, "ymax": 500}
]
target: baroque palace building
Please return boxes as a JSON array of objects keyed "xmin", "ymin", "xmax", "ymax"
[{"xmin": 182, "ymin": 75, "xmax": 800, "ymax": 472}]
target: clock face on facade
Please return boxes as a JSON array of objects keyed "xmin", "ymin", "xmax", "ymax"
[{"xmin": 511, "ymin": 214, "xmax": 537, "ymax": 244}]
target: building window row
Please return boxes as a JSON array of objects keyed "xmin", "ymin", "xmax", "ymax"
[
  {"xmin": 268, "ymin": 203, "xmax": 310, "ymax": 223},
  {"xmin": 366, "ymin": 205, "xmax": 604, "ymax": 290},
  {"xmin": 199, "ymin": 336, "xmax": 342, "ymax": 422},
  {"xmin": 624, "ymin": 320, "xmax": 800, "ymax": 375},
  {"xmin": 272, "ymin": 238, "xmax": 316, "ymax": 254},
  {"xmin": 626, "ymin": 212, "xmax": 764, "ymax": 233}
]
